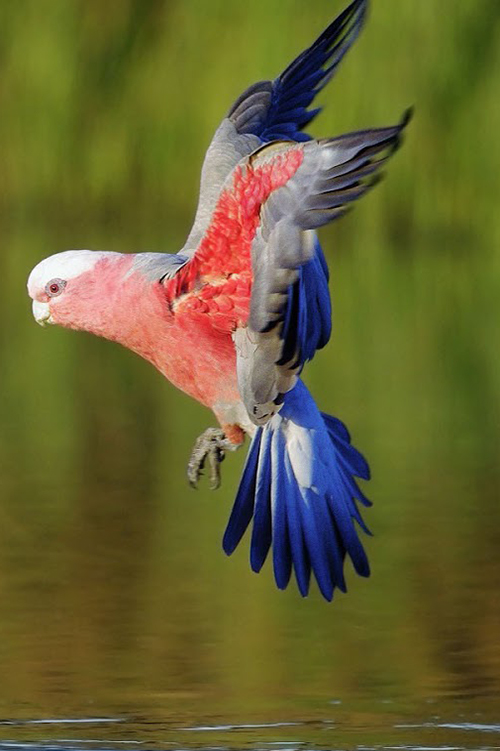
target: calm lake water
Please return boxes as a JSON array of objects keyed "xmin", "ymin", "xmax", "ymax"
[
  {"xmin": 1, "ymin": 1, "xmax": 499, "ymax": 749},
  {"xmin": 0, "ymin": 337, "xmax": 499, "ymax": 749}
]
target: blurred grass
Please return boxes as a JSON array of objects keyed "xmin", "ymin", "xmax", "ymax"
[{"xmin": 0, "ymin": 0, "xmax": 499, "ymax": 720}]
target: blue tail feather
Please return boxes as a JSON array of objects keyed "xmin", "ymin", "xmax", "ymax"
[
  {"xmin": 321, "ymin": 412, "xmax": 351, "ymax": 442},
  {"xmin": 322, "ymin": 412, "xmax": 370, "ymax": 480},
  {"xmin": 337, "ymin": 474, "xmax": 372, "ymax": 535},
  {"xmin": 335, "ymin": 460, "xmax": 372, "ymax": 508},
  {"xmin": 223, "ymin": 380, "xmax": 372, "ymax": 601},
  {"xmin": 222, "ymin": 430, "xmax": 261, "ymax": 555},
  {"xmin": 325, "ymin": 520, "xmax": 348, "ymax": 594},
  {"xmin": 284, "ymin": 453, "xmax": 312, "ymax": 597},
  {"xmin": 271, "ymin": 430, "xmax": 293, "ymax": 590},
  {"xmin": 298, "ymin": 485, "xmax": 335, "ymax": 601},
  {"xmin": 325, "ymin": 463, "xmax": 370, "ymax": 576},
  {"xmin": 330, "ymin": 433, "xmax": 371, "ymax": 480},
  {"xmin": 250, "ymin": 430, "xmax": 273, "ymax": 572}
]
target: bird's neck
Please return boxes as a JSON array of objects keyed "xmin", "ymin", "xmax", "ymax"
[{"xmin": 54, "ymin": 254, "xmax": 172, "ymax": 364}]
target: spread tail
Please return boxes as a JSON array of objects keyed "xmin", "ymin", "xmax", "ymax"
[{"xmin": 223, "ymin": 380, "xmax": 371, "ymax": 601}]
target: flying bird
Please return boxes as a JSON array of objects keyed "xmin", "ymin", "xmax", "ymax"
[{"xmin": 27, "ymin": 0, "xmax": 409, "ymax": 601}]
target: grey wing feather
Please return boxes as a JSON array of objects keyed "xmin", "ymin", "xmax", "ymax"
[
  {"xmin": 236, "ymin": 112, "xmax": 410, "ymax": 425},
  {"xmin": 234, "ymin": 225, "xmax": 316, "ymax": 425},
  {"xmin": 250, "ymin": 223, "xmax": 316, "ymax": 333},
  {"xmin": 180, "ymin": 120, "xmax": 262, "ymax": 256},
  {"xmin": 234, "ymin": 326, "xmax": 300, "ymax": 425}
]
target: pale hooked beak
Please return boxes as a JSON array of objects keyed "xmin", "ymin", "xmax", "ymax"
[{"xmin": 32, "ymin": 300, "xmax": 53, "ymax": 327}]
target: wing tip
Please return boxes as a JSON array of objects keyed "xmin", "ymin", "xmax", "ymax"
[{"xmin": 401, "ymin": 106, "xmax": 415, "ymax": 128}]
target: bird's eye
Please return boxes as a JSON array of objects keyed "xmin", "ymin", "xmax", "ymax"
[{"xmin": 45, "ymin": 278, "xmax": 66, "ymax": 297}]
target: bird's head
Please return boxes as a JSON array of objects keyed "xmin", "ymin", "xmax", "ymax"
[{"xmin": 27, "ymin": 249, "xmax": 127, "ymax": 333}]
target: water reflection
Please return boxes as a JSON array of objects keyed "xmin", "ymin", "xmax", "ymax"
[{"xmin": 1, "ymin": 710, "xmax": 500, "ymax": 751}]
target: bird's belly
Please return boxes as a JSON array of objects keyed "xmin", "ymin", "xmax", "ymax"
[{"xmin": 146, "ymin": 316, "xmax": 241, "ymax": 411}]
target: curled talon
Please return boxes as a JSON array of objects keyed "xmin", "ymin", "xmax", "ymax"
[{"xmin": 187, "ymin": 428, "xmax": 239, "ymax": 490}]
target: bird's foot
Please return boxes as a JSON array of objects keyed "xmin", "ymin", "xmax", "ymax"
[{"xmin": 187, "ymin": 428, "xmax": 239, "ymax": 490}]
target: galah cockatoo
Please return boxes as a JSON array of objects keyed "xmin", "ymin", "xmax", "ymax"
[{"xmin": 28, "ymin": 0, "xmax": 409, "ymax": 601}]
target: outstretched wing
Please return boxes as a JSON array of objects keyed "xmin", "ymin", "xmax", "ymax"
[
  {"xmin": 180, "ymin": 0, "xmax": 368, "ymax": 256},
  {"xmin": 235, "ymin": 113, "xmax": 411, "ymax": 425},
  {"xmin": 166, "ymin": 112, "xmax": 410, "ymax": 423}
]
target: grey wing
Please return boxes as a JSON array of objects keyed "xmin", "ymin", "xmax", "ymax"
[
  {"xmin": 180, "ymin": 0, "xmax": 367, "ymax": 257},
  {"xmin": 181, "ymin": 121, "xmax": 262, "ymax": 255},
  {"xmin": 235, "ymin": 113, "xmax": 410, "ymax": 426}
]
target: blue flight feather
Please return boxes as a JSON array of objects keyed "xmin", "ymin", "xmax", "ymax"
[
  {"xmin": 229, "ymin": 0, "xmax": 367, "ymax": 145},
  {"xmin": 279, "ymin": 237, "xmax": 332, "ymax": 369}
]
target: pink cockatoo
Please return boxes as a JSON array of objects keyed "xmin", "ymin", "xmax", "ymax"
[{"xmin": 27, "ymin": 0, "xmax": 409, "ymax": 601}]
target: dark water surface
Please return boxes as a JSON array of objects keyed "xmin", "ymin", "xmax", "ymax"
[
  {"xmin": 0, "ymin": 433, "xmax": 498, "ymax": 750},
  {"xmin": 0, "ymin": 709, "xmax": 499, "ymax": 751},
  {"xmin": 1, "ymin": 1, "xmax": 499, "ymax": 749}
]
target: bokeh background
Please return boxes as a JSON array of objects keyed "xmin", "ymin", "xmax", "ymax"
[{"xmin": 0, "ymin": 1, "xmax": 499, "ymax": 749}]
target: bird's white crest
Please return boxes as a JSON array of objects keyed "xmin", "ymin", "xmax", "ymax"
[{"xmin": 27, "ymin": 249, "xmax": 120, "ymax": 298}]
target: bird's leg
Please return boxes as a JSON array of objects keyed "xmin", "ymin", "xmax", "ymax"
[{"xmin": 187, "ymin": 427, "xmax": 240, "ymax": 490}]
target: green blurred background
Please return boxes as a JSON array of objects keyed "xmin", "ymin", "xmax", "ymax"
[{"xmin": 0, "ymin": 1, "xmax": 499, "ymax": 748}]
